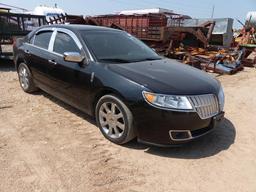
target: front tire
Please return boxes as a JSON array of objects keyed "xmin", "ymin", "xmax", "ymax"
[
  {"xmin": 95, "ymin": 94, "xmax": 136, "ymax": 145},
  {"xmin": 18, "ymin": 63, "xmax": 38, "ymax": 93}
]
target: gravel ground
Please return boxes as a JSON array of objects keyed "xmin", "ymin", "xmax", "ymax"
[{"xmin": 0, "ymin": 59, "xmax": 256, "ymax": 192}]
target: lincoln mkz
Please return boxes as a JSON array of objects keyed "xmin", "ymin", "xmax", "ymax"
[{"xmin": 13, "ymin": 25, "xmax": 225, "ymax": 146}]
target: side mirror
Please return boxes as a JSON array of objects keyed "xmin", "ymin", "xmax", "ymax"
[{"xmin": 64, "ymin": 52, "xmax": 84, "ymax": 63}]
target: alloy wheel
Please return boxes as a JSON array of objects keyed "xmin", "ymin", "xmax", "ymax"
[
  {"xmin": 99, "ymin": 102, "xmax": 125, "ymax": 139},
  {"xmin": 19, "ymin": 65, "xmax": 29, "ymax": 90}
]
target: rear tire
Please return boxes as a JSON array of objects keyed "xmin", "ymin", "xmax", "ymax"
[
  {"xmin": 18, "ymin": 63, "xmax": 38, "ymax": 93},
  {"xmin": 95, "ymin": 94, "xmax": 136, "ymax": 144}
]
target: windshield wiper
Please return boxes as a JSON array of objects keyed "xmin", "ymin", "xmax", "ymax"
[
  {"xmin": 99, "ymin": 58, "xmax": 131, "ymax": 63},
  {"xmin": 133, "ymin": 57, "xmax": 162, "ymax": 62},
  {"xmin": 144, "ymin": 57, "xmax": 162, "ymax": 61},
  {"xmin": 99, "ymin": 57, "xmax": 162, "ymax": 63}
]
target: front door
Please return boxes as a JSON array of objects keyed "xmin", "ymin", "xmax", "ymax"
[{"xmin": 47, "ymin": 30, "xmax": 92, "ymax": 113}]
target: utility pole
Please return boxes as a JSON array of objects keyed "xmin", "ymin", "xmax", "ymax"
[{"xmin": 211, "ymin": 5, "xmax": 215, "ymax": 18}]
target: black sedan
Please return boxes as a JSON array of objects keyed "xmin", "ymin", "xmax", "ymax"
[{"xmin": 13, "ymin": 25, "xmax": 225, "ymax": 146}]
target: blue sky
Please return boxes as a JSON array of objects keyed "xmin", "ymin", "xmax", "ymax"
[{"xmin": 1, "ymin": 0, "xmax": 255, "ymax": 28}]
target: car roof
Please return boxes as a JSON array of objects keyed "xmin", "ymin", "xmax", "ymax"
[{"xmin": 41, "ymin": 24, "xmax": 121, "ymax": 33}]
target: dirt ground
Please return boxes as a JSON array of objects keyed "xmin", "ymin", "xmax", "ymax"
[{"xmin": 0, "ymin": 59, "xmax": 256, "ymax": 192}]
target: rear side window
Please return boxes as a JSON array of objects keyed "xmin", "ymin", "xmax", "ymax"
[
  {"xmin": 53, "ymin": 32, "xmax": 80, "ymax": 55},
  {"xmin": 34, "ymin": 31, "xmax": 52, "ymax": 49}
]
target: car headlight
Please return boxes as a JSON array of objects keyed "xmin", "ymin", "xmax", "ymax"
[
  {"xmin": 142, "ymin": 91, "xmax": 193, "ymax": 110},
  {"xmin": 218, "ymin": 86, "xmax": 225, "ymax": 111}
]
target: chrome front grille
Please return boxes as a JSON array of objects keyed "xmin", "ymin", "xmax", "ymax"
[{"xmin": 188, "ymin": 94, "xmax": 219, "ymax": 119}]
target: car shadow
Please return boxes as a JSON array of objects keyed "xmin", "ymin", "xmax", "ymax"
[
  {"xmin": 0, "ymin": 59, "xmax": 15, "ymax": 72},
  {"xmin": 125, "ymin": 118, "xmax": 236, "ymax": 159},
  {"xmin": 38, "ymin": 91, "xmax": 96, "ymax": 124},
  {"xmin": 37, "ymin": 91, "xmax": 235, "ymax": 159}
]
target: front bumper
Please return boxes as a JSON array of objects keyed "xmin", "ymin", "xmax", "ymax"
[{"xmin": 132, "ymin": 104, "xmax": 224, "ymax": 146}]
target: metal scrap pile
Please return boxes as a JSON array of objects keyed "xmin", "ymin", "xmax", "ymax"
[
  {"xmin": 163, "ymin": 18, "xmax": 244, "ymax": 75},
  {"xmin": 235, "ymin": 25, "xmax": 256, "ymax": 67},
  {"xmin": 181, "ymin": 47, "xmax": 243, "ymax": 74}
]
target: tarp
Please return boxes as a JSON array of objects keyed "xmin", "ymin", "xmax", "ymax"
[{"xmin": 118, "ymin": 8, "xmax": 173, "ymax": 15}]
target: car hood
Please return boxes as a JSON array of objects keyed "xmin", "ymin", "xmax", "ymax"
[{"xmin": 108, "ymin": 58, "xmax": 220, "ymax": 95}]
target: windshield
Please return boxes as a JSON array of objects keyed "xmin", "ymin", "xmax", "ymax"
[{"xmin": 81, "ymin": 30, "xmax": 161, "ymax": 63}]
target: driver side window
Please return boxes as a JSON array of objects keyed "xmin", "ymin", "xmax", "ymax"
[{"xmin": 53, "ymin": 32, "xmax": 80, "ymax": 55}]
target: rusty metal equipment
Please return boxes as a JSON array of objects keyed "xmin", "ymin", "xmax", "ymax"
[
  {"xmin": 239, "ymin": 44, "xmax": 256, "ymax": 67},
  {"xmin": 182, "ymin": 48, "xmax": 244, "ymax": 74},
  {"xmin": 235, "ymin": 18, "xmax": 256, "ymax": 67},
  {"xmin": 46, "ymin": 13, "xmax": 87, "ymax": 25},
  {"xmin": 164, "ymin": 20, "xmax": 215, "ymax": 52}
]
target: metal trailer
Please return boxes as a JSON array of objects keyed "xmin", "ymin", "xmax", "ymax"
[
  {"xmin": 0, "ymin": 10, "xmax": 46, "ymax": 59},
  {"xmin": 91, "ymin": 13, "xmax": 215, "ymax": 49},
  {"xmin": 92, "ymin": 13, "xmax": 175, "ymax": 42}
]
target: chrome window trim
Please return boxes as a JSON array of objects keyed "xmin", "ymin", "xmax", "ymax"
[
  {"xmin": 27, "ymin": 27, "xmax": 53, "ymax": 46},
  {"xmin": 27, "ymin": 27, "xmax": 94, "ymax": 62},
  {"xmin": 50, "ymin": 28, "xmax": 82, "ymax": 52},
  {"xmin": 35, "ymin": 27, "xmax": 56, "ymax": 35},
  {"xmin": 52, "ymin": 28, "xmax": 94, "ymax": 61},
  {"xmin": 32, "ymin": 28, "xmax": 55, "ymax": 50},
  {"xmin": 31, "ymin": 35, "xmax": 35, "ymax": 44},
  {"xmin": 48, "ymin": 48, "xmax": 63, "ymax": 57},
  {"xmin": 24, "ymin": 42, "xmax": 64, "ymax": 58},
  {"xmin": 24, "ymin": 42, "xmax": 51, "ymax": 53},
  {"xmin": 48, "ymin": 29, "xmax": 57, "ymax": 52}
]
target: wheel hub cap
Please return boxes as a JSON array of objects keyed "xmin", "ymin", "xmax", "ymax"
[
  {"xmin": 99, "ymin": 102, "xmax": 125, "ymax": 139},
  {"xmin": 19, "ymin": 66, "xmax": 29, "ymax": 90}
]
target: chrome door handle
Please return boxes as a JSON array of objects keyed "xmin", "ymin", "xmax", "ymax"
[{"xmin": 48, "ymin": 60, "xmax": 57, "ymax": 65}]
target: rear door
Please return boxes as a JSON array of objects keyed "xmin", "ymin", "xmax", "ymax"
[{"xmin": 26, "ymin": 29, "xmax": 56, "ymax": 91}]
